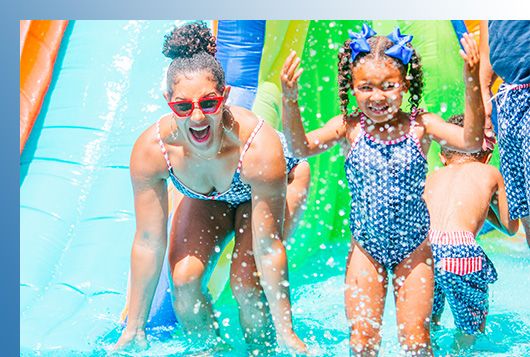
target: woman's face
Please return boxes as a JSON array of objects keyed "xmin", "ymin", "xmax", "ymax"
[
  {"xmin": 352, "ymin": 59, "xmax": 408, "ymax": 123},
  {"xmin": 165, "ymin": 70, "xmax": 227, "ymax": 151}
]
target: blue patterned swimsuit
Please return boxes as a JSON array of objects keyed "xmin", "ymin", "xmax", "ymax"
[
  {"xmin": 344, "ymin": 110, "xmax": 430, "ymax": 270},
  {"xmin": 156, "ymin": 118, "xmax": 300, "ymax": 208}
]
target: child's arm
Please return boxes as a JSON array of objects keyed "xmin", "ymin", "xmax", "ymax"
[
  {"xmin": 281, "ymin": 51, "xmax": 347, "ymax": 158},
  {"xmin": 422, "ymin": 33, "xmax": 486, "ymax": 152},
  {"xmin": 487, "ymin": 169, "xmax": 519, "ymax": 235}
]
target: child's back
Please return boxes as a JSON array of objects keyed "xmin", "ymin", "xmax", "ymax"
[
  {"xmin": 424, "ymin": 114, "xmax": 518, "ymax": 341},
  {"xmin": 426, "ymin": 161, "xmax": 503, "ymax": 235}
]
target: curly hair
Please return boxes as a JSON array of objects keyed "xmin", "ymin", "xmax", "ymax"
[
  {"xmin": 441, "ymin": 114, "xmax": 492, "ymax": 161},
  {"xmin": 163, "ymin": 21, "xmax": 225, "ymax": 94},
  {"xmin": 338, "ymin": 32, "xmax": 424, "ymax": 120}
]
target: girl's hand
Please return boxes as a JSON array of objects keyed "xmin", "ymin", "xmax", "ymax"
[
  {"xmin": 459, "ymin": 33, "xmax": 480, "ymax": 75},
  {"xmin": 281, "ymin": 51, "xmax": 304, "ymax": 103},
  {"xmin": 483, "ymin": 128, "xmax": 496, "ymax": 151}
]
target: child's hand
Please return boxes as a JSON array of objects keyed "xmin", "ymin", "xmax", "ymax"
[
  {"xmin": 281, "ymin": 51, "xmax": 304, "ymax": 103},
  {"xmin": 459, "ymin": 33, "xmax": 480, "ymax": 76},
  {"xmin": 482, "ymin": 128, "xmax": 496, "ymax": 151}
]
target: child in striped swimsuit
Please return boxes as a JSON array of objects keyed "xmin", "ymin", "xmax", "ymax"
[
  {"xmin": 424, "ymin": 114, "xmax": 519, "ymax": 346},
  {"xmin": 281, "ymin": 24, "xmax": 487, "ymax": 355}
]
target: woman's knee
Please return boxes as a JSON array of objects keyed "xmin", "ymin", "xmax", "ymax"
[{"xmin": 171, "ymin": 255, "xmax": 206, "ymax": 290}]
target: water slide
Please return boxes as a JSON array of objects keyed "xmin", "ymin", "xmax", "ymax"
[{"xmin": 20, "ymin": 20, "xmax": 487, "ymax": 354}]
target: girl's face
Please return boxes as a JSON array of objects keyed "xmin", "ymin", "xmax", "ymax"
[
  {"xmin": 164, "ymin": 70, "xmax": 228, "ymax": 151},
  {"xmin": 352, "ymin": 59, "xmax": 408, "ymax": 123}
]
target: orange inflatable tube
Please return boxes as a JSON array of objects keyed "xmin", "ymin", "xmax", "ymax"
[{"xmin": 20, "ymin": 20, "xmax": 68, "ymax": 153}]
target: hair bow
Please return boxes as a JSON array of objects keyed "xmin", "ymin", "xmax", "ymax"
[
  {"xmin": 348, "ymin": 24, "xmax": 377, "ymax": 61},
  {"xmin": 385, "ymin": 27, "xmax": 414, "ymax": 64}
]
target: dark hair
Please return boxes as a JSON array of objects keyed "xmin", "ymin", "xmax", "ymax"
[
  {"xmin": 162, "ymin": 21, "xmax": 225, "ymax": 94},
  {"xmin": 441, "ymin": 114, "xmax": 492, "ymax": 160},
  {"xmin": 338, "ymin": 31, "xmax": 424, "ymax": 120}
]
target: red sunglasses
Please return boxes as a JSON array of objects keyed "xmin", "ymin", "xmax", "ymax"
[{"xmin": 168, "ymin": 96, "xmax": 224, "ymax": 118}]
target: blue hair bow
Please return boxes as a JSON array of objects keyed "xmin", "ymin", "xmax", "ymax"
[
  {"xmin": 385, "ymin": 28, "xmax": 414, "ymax": 64},
  {"xmin": 348, "ymin": 24, "xmax": 377, "ymax": 61}
]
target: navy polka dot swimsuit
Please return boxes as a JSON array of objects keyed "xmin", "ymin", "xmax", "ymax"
[{"xmin": 344, "ymin": 110, "xmax": 430, "ymax": 270}]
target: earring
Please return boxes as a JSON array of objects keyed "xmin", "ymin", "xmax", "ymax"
[{"xmin": 222, "ymin": 107, "xmax": 234, "ymax": 132}]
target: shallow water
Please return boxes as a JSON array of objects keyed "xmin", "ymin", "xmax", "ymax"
[{"xmin": 77, "ymin": 233, "xmax": 530, "ymax": 357}]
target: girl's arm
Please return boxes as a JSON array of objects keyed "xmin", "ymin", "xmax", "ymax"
[
  {"xmin": 114, "ymin": 135, "xmax": 169, "ymax": 351},
  {"xmin": 281, "ymin": 51, "xmax": 347, "ymax": 158},
  {"xmin": 422, "ymin": 33, "xmax": 486, "ymax": 152},
  {"xmin": 242, "ymin": 126, "xmax": 307, "ymax": 354},
  {"xmin": 487, "ymin": 168, "xmax": 519, "ymax": 236}
]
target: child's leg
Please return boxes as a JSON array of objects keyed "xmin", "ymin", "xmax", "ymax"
[
  {"xmin": 345, "ymin": 240, "xmax": 388, "ymax": 355},
  {"xmin": 393, "ymin": 238, "xmax": 434, "ymax": 356}
]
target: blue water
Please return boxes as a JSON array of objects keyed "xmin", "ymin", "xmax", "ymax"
[{"xmin": 91, "ymin": 235, "xmax": 529, "ymax": 356}]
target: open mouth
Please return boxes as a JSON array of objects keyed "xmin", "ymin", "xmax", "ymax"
[
  {"xmin": 368, "ymin": 104, "xmax": 390, "ymax": 115},
  {"xmin": 189, "ymin": 125, "xmax": 211, "ymax": 143}
]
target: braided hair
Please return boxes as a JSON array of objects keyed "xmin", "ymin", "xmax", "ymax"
[
  {"xmin": 338, "ymin": 34, "xmax": 424, "ymax": 120},
  {"xmin": 162, "ymin": 21, "xmax": 225, "ymax": 94}
]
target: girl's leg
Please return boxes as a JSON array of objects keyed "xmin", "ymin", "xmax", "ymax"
[
  {"xmin": 346, "ymin": 240, "xmax": 388, "ymax": 356},
  {"xmin": 393, "ymin": 238, "xmax": 434, "ymax": 356},
  {"xmin": 230, "ymin": 162, "xmax": 310, "ymax": 348},
  {"xmin": 168, "ymin": 194, "xmax": 235, "ymax": 341}
]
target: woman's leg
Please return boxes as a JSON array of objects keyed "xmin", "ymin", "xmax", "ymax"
[
  {"xmin": 393, "ymin": 238, "xmax": 434, "ymax": 356},
  {"xmin": 231, "ymin": 200, "xmax": 274, "ymax": 348},
  {"xmin": 345, "ymin": 240, "xmax": 388, "ymax": 356},
  {"xmin": 230, "ymin": 162, "xmax": 310, "ymax": 348},
  {"xmin": 168, "ymin": 194, "xmax": 235, "ymax": 341}
]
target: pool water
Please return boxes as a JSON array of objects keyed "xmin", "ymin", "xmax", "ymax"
[{"xmin": 94, "ymin": 234, "xmax": 530, "ymax": 357}]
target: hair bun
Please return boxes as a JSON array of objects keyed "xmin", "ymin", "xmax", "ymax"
[{"xmin": 162, "ymin": 21, "xmax": 217, "ymax": 59}]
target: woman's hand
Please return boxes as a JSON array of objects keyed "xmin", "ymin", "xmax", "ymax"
[
  {"xmin": 112, "ymin": 328, "xmax": 148, "ymax": 353},
  {"xmin": 281, "ymin": 51, "xmax": 304, "ymax": 103}
]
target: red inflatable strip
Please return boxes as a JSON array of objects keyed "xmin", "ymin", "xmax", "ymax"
[{"xmin": 20, "ymin": 20, "xmax": 68, "ymax": 153}]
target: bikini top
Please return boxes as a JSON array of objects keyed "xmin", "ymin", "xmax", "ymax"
[{"xmin": 156, "ymin": 118, "xmax": 264, "ymax": 206}]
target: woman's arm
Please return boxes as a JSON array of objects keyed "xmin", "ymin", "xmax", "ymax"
[
  {"xmin": 422, "ymin": 33, "xmax": 486, "ymax": 152},
  {"xmin": 281, "ymin": 51, "xmax": 347, "ymax": 158},
  {"xmin": 242, "ymin": 126, "xmax": 307, "ymax": 354},
  {"xmin": 114, "ymin": 135, "xmax": 169, "ymax": 351}
]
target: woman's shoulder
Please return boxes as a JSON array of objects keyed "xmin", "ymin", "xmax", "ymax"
[
  {"xmin": 130, "ymin": 114, "xmax": 173, "ymax": 180},
  {"xmin": 231, "ymin": 111, "xmax": 287, "ymax": 183}
]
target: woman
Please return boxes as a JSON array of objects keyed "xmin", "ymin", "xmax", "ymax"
[{"xmin": 114, "ymin": 21, "xmax": 310, "ymax": 354}]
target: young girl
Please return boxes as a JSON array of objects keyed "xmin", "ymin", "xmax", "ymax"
[
  {"xmin": 114, "ymin": 22, "xmax": 310, "ymax": 354},
  {"xmin": 281, "ymin": 24, "xmax": 485, "ymax": 355}
]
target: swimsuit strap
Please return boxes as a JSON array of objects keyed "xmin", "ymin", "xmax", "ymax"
[
  {"xmin": 236, "ymin": 118, "xmax": 265, "ymax": 173},
  {"xmin": 408, "ymin": 108, "xmax": 427, "ymax": 159},
  {"xmin": 156, "ymin": 119, "xmax": 173, "ymax": 172}
]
